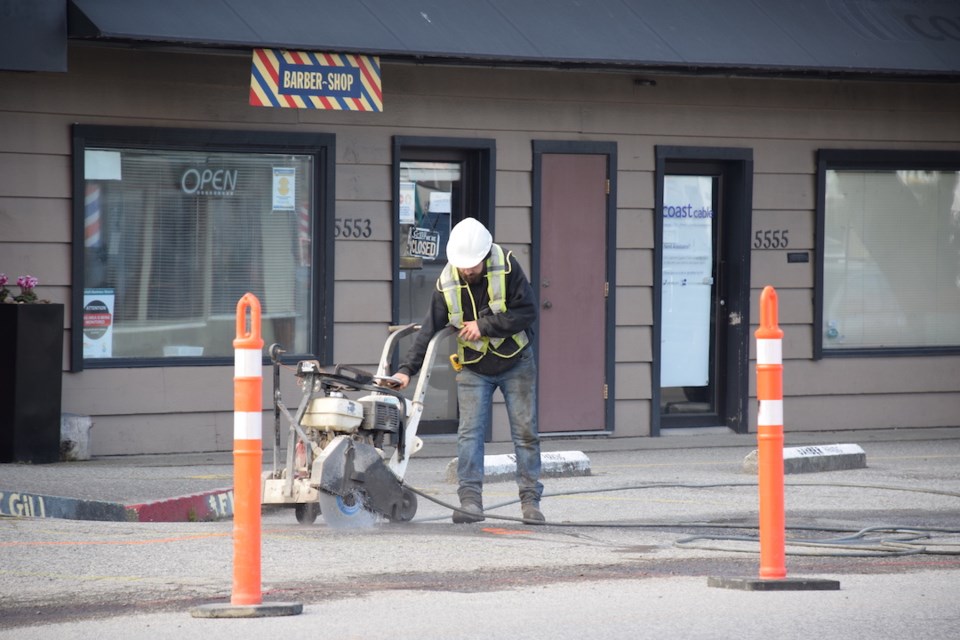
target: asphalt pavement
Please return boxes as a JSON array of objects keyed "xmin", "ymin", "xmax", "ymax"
[{"xmin": 1, "ymin": 426, "xmax": 959, "ymax": 638}]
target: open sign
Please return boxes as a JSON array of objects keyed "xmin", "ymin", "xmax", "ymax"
[{"xmin": 408, "ymin": 227, "xmax": 440, "ymax": 259}]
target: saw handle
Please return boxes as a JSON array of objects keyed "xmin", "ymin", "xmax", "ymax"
[
  {"xmin": 374, "ymin": 375, "xmax": 404, "ymax": 389},
  {"xmin": 332, "ymin": 364, "xmax": 375, "ymax": 386}
]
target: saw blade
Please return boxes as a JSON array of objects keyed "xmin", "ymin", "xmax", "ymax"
[{"xmin": 318, "ymin": 490, "xmax": 379, "ymax": 529}]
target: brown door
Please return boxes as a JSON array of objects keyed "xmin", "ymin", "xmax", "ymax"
[{"xmin": 535, "ymin": 150, "xmax": 611, "ymax": 432}]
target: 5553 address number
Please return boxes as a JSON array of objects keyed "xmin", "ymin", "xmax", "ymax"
[{"xmin": 335, "ymin": 218, "xmax": 372, "ymax": 239}]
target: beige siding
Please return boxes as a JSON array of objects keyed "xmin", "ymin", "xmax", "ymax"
[
  {"xmin": 497, "ymin": 170, "xmax": 532, "ymax": 208},
  {"xmin": 752, "ymin": 393, "xmax": 960, "ymax": 433},
  {"xmin": 0, "ymin": 153, "xmax": 71, "ymax": 198},
  {"xmin": 616, "ymin": 287, "xmax": 653, "ymax": 326},
  {"xmin": 332, "ymin": 323, "xmax": 394, "ymax": 368},
  {"xmin": 753, "ymin": 210, "xmax": 814, "ymax": 250},
  {"xmin": 615, "ymin": 326, "xmax": 652, "ymax": 363},
  {"xmin": 90, "ymin": 412, "xmax": 232, "ymax": 456},
  {"xmin": 750, "ymin": 253, "xmax": 814, "ymax": 289},
  {"xmin": 617, "ymin": 170, "xmax": 654, "ymax": 210},
  {"xmin": 759, "ymin": 357, "xmax": 960, "ymax": 397},
  {"xmin": 616, "ymin": 249, "xmax": 654, "ymax": 287},
  {"xmin": 0, "ymin": 197, "xmax": 71, "ymax": 243},
  {"xmin": 0, "ymin": 242, "xmax": 70, "ymax": 288},
  {"xmin": 615, "ymin": 363, "xmax": 652, "ymax": 400},
  {"xmin": 2, "ymin": 45, "xmax": 958, "ymax": 455},
  {"xmin": 617, "ymin": 208, "xmax": 654, "ymax": 249},
  {"xmin": 334, "ymin": 240, "xmax": 392, "ymax": 281},
  {"xmin": 496, "ymin": 207, "xmax": 533, "ymax": 243},
  {"xmin": 614, "ymin": 400, "xmax": 652, "ymax": 437}
]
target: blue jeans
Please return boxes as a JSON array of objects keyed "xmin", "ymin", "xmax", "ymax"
[{"xmin": 455, "ymin": 348, "xmax": 543, "ymax": 505}]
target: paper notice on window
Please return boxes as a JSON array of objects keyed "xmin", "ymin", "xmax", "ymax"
[
  {"xmin": 400, "ymin": 181, "xmax": 416, "ymax": 224},
  {"xmin": 273, "ymin": 167, "xmax": 296, "ymax": 211},
  {"xmin": 429, "ymin": 191, "xmax": 451, "ymax": 213},
  {"xmin": 661, "ymin": 176, "xmax": 714, "ymax": 388},
  {"xmin": 83, "ymin": 288, "xmax": 115, "ymax": 358}
]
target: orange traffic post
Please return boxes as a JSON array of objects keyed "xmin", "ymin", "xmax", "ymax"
[
  {"xmin": 755, "ymin": 285, "xmax": 786, "ymax": 580},
  {"xmin": 708, "ymin": 288, "xmax": 838, "ymax": 592},
  {"xmin": 231, "ymin": 292, "xmax": 264, "ymax": 605},
  {"xmin": 190, "ymin": 294, "xmax": 302, "ymax": 618}
]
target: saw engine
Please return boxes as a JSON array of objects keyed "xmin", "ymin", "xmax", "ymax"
[{"xmin": 262, "ymin": 324, "xmax": 455, "ymax": 527}]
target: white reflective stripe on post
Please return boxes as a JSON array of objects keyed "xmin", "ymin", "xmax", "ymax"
[
  {"xmin": 758, "ymin": 399, "xmax": 783, "ymax": 427},
  {"xmin": 234, "ymin": 411, "xmax": 263, "ymax": 440},
  {"xmin": 756, "ymin": 339, "xmax": 782, "ymax": 365},
  {"xmin": 235, "ymin": 349, "xmax": 262, "ymax": 377}
]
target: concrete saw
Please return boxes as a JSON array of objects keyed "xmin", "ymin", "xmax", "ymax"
[{"xmin": 261, "ymin": 324, "xmax": 453, "ymax": 527}]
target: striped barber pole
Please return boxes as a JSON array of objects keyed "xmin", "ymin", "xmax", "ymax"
[
  {"xmin": 232, "ymin": 293, "xmax": 264, "ymax": 605},
  {"xmin": 297, "ymin": 204, "xmax": 311, "ymax": 267},
  {"xmin": 84, "ymin": 184, "xmax": 102, "ymax": 248},
  {"xmin": 755, "ymin": 285, "xmax": 786, "ymax": 580}
]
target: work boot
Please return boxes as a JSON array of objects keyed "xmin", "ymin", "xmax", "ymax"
[
  {"xmin": 452, "ymin": 497, "xmax": 484, "ymax": 524},
  {"xmin": 521, "ymin": 502, "xmax": 545, "ymax": 524}
]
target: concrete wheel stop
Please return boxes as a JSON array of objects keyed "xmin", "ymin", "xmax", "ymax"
[
  {"xmin": 446, "ymin": 450, "xmax": 591, "ymax": 483},
  {"xmin": 742, "ymin": 443, "xmax": 866, "ymax": 475}
]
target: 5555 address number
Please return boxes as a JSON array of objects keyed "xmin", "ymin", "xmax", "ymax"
[{"xmin": 753, "ymin": 229, "xmax": 789, "ymax": 249}]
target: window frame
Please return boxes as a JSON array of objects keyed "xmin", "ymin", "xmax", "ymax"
[
  {"xmin": 814, "ymin": 149, "xmax": 960, "ymax": 360},
  {"xmin": 390, "ymin": 136, "xmax": 496, "ymax": 326},
  {"xmin": 389, "ymin": 136, "xmax": 496, "ymax": 435},
  {"xmin": 70, "ymin": 125, "xmax": 336, "ymax": 371}
]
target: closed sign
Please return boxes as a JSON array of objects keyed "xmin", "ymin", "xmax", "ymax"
[{"xmin": 408, "ymin": 227, "xmax": 440, "ymax": 259}]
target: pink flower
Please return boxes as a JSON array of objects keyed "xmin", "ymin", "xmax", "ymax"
[{"xmin": 1, "ymin": 273, "xmax": 46, "ymax": 303}]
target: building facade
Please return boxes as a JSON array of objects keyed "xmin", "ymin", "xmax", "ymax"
[{"xmin": 2, "ymin": 2, "xmax": 959, "ymax": 455}]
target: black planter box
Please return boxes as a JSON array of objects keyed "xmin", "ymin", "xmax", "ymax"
[{"xmin": 0, "ymin": 304, "xmax": 64, "ymax": 464}]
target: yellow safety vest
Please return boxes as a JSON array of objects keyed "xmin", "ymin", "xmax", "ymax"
[{"xmin": 438, "ymin": 243, "xmax": 530, "ymax": 365}]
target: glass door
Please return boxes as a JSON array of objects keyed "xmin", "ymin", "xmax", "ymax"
[
  {"xmin": 396, "ymin": 159, "xmax": 463, "ymax": 433},
  {"xmin": 393, "ymin": 138, "xmax": 496, "ymax": 435},
  {"xmin": 659, "ymin": 173, "xmax": 724, "ymax": 427}
]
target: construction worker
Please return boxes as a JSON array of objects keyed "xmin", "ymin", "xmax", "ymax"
[{"xmin": 392, "ymin": 217, "xmax": 545, "ymax": 524}]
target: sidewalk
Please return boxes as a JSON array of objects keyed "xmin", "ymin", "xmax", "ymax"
[{"xmin": 1, "ymin": 426, "xmax": 958, "ymax": 522}]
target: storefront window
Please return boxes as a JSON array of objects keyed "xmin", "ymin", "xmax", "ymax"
[
  {"xmin": 73, "ymin": 127, "xmax": 333, "ymax": 367},
  {"xmin": 819, "ymin": 156, "xmax": 960, "ymax": 353}
]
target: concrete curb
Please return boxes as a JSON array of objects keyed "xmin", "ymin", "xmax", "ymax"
[
  {"xmin": 0, "ymin": 487, "xmax": 235, "ymax": 523},
  {"xmin": 445, "ymin": 450, "xmax": 591, "ymax": 483},
  {"xmin": 0, "ymin": 489, "xmax": 128, "ymax": 521},
  {"xmin": 742, "ymin": 443, "xmax": 867, "ymax": 474},
  {"xmin": 127, "ymin": 487, "xmax": 235, "ymax": 522}
]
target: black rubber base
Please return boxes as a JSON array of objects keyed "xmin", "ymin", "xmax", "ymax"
[
  {"xmin": 190, "ymin": 601, "xmax": 304, "ymax": 618},
  {"xmin": 708, "ymin": 576, "xmax": 841, "ymax": 591}
]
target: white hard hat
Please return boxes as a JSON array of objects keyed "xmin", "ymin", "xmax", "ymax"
[{"xmin": 446, "ymin": 218, "xmax": 492, "ymax": 269}]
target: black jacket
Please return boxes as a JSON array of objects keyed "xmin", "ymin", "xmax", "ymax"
[{"xmin": 398, "ymin": 252, "xmax": 537, "ymax": 377}]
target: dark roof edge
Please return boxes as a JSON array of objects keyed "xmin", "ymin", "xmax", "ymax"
[{"xmin": 66, "ymin": 36, "xmax": 960, "ymax": 83}]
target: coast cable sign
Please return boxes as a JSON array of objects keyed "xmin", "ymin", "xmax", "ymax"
[{"xmin": 250, "ymin": 49, "xmax": 382, "ymax": 112}]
